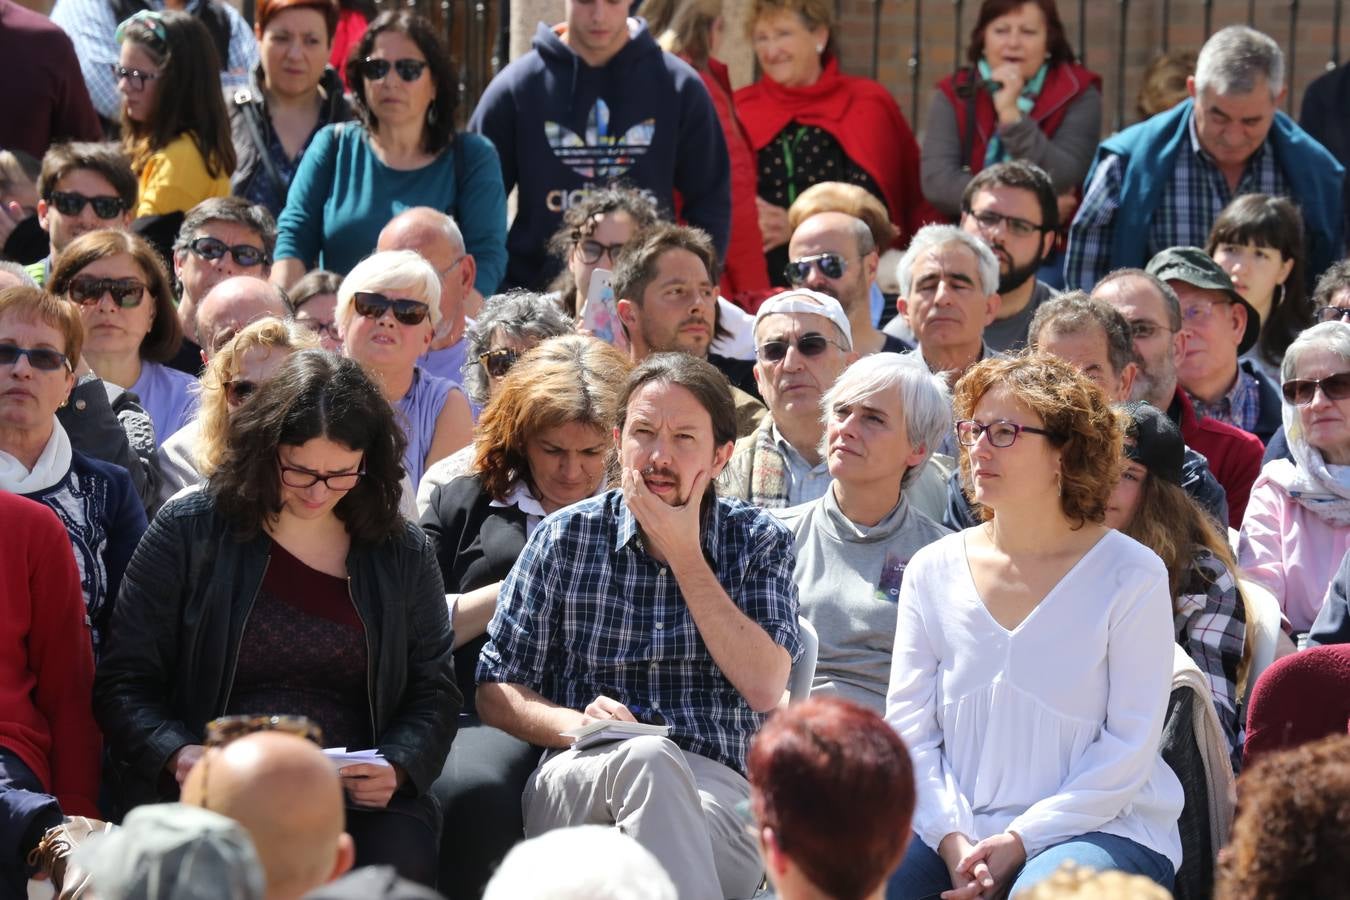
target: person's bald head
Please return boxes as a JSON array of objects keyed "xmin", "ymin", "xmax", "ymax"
[
  {"xmin": 181, "ymin": 732, "xmax": 353, "ymax": 900},
  {"xmin": 377, "ymin": 207, "xmax": 474, "ymax": 345},
  {"xmin": 197, "ymin": 277, "xmax": 289, "ymax": 361}
]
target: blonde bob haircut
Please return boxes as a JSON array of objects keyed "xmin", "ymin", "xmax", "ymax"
[
  {"xmin": 954, "ymin": 352, "xmax": 1123, "ymax": 525},
  {"xmin": 196, "ymin": 316, "xmax": 320, "ymax": 477},
  {"xmin": 335, "ymin": 249, "xmax": 442, "ymax": 335},
  {"xmin": 473, "ymin": 334, "xmax": 633, "ymax": 502}
]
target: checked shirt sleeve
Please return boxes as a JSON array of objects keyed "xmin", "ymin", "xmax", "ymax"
[
  {"xmin": 735, "ymin": 516, "xmax": 803, "ymax": 664},
  {"xmin": 1175, "ymin": 551, "xmax": 1247, "ymax": 769},
  {"xmin": 476, "ymin": 520, "xmax": 562, "ymax": 690},
  {"xmin": 1065, "ymin": 154, "xmax": 1123, "ymax": 291}
]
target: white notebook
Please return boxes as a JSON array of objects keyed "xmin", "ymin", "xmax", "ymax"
[{"xmin": 560, "ymin": 720, "xmax": 670, "ymax": 751}]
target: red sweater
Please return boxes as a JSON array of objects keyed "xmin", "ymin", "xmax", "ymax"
[
  {"xmin": 1171, "ymin": 388, "xmax": 1265, "ymax": 528},
  {"xmin": 736, "ymin": 56, "xmax": 942, "ymax": 249},
  {"xmin": 0, "ymin": 491, "xmax": 100, "ymax": 815}
]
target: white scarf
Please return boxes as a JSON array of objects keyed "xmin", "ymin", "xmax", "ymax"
[
  {"xmin": 1268, "ymin": 401, "xmax": 1350, "ymax": 525},
  {"xmin": 0, "ymin": 417, "xmax": 74, "ymax": 495}
]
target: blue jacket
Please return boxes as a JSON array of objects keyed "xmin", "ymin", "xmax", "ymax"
[
  {"xmin": 1085, "ymin": 98, "xmax": 1344, "ymax": 282},
  {"xmin": 469, "ymin": 20, "xmax": 731, "ymax": 290}
]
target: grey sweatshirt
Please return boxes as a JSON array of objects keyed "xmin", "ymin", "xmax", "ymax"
[{"xmin": 775, "ymin": 487, "xmax": 951, "ymax": 713}]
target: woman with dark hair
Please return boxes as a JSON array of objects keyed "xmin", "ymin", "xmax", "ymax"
[
  {"xmin": 115, "ymin": 10, "xmax": 235, "ymax": 218},
  {"xmin": 920, "ymin": 0, "xmax": 1101, "ymax": 220},
  {"xmin": 546, "ymin": 186, "xmax": 661, "ymax": 318},
  {"xmin": 419, "ymin": 334, "xmax": 630, "ymax": 896},
  {"xmin": 886, "ymin": 353, "xmax": 1182, "ymax": 898},
  {"xmin": 94, "ymin": 349, "xmax": 459, "ymax": 885},
  {"xmin": 289, "ymin": 268, "xmax": 343, "ymax": 352},
  {"xmin": 1105, "ymin": 402, "xmax": 1248, "ymax": 768},
  {"xmin": 49, "ymin": 229, "xmax": 194, "ymax": 445},
  {"xmin": 228, "ymin": 0, "xmax": 355, "ymax": 217},
  {"xmin": 271, "ymin": 10, "xmax": 507, "ymax": 296},
  {"xmin": 1206, "ymin": 194, "xmax": 1309, "ymax": 382}
]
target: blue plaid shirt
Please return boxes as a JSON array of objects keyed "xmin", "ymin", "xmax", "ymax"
[
  {"xmin": 51, "ymin": 0, "xmax": 259, "ymax": 121},
  {"xmin": 478, "ymin": 490, "xmax": 802, "ymax": 773},
  {"xmin": 1190, "ymin": 366, "xmax": 1261, "ymax": 435},
  {"xmin": 1067, "ymin": 112, "xmax": 1287, "ymax": 289}
]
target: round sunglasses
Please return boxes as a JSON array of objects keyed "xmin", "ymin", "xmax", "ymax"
[
  {"xmin": 784, "ymin": 253, "xmax": 847, "ymax": 285},
  {"xmin": 353, "ymin": 291, "xmax": 431, "ymax": 326},
  {"xmin": 1282, "ymin": 371, "xmax": 1350, "ymax": 406},
  {"xmin": 49, "ymin": 191, "xmax": 126, "ymax": 220},
  {"xmin": 479, "ymin": 347, "xmax": 519, "ymax": 377},
  {"xmin": 360, "ymin": 57, "xmax": 428, "ymax": 82},
  {"xmin": 68, "ymin": 275, "xmax": 146, "ymax": 308}
]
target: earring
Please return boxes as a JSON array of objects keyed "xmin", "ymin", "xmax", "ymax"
[
  {"xmin": 426, "ymin": 105, "xmax": 438, "ymax": 126},
  {"xmin": 1055, "ymin": 471, "xmax": 1063, "ymax": 497},
  {"xmin": 1273, "ymin": 282, "xmax": 1285, "ymax": 311},
  {"xmin": 815, "ymin": 43, "xmax": 824, "ymax": 53}
]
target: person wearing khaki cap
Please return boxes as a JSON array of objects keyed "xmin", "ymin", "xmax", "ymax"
[{"xmin": 1147, "ymin": 246, "xmax": 1282, "ymax": 445}]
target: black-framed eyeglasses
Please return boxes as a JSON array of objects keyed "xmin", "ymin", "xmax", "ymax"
[
  {"xmin": 109, "ymin": 63, "xmax": 159, "ymax": 91},
  {"xmin": 0, "ymin": 344, "xmax": 73, "ymax": 372},
  {"xmin": 1315, "ymin": 305, "xmax": 1350, "ymax": 324},
  {"xmin": 756, "ymin": 333, "xmax": 847, "ymax": 362},
  {"xmin": 296, "ymin": 316, "xmax": 340, "ymax": 340},
  {"xmin": 955, "ymin": 418, "xmax": 1057, "ymax": 448},
  {"xmin": 352, "ymin": 291, "xmax": 431, "ymax": 326},
  {"xmin": 68, "ymin": 275, "xmax": 146, "ymax": 308},
  {"xmin": 187, "ymin": 236, "xmax": 269, "ymax": 268},
  {"xmin": 1282, "ymin": 371, "xmax": 1350, "ymax": 406},
  {"xmin": 49, "ymin": 191, "xmax": 126, "ymax": 220},
  {"xmin": 479, "ymin": 347, "xmax": 519, "ymax": 377},
  {"xmin": 577, "ymin": 239, "xmax": 626, "ymax": 265},
  {"xmin": 277, "ymin": 458, "xmax": 366, "ymax": 490},
  {"xmin": 360, "ymin": 57, "xmax": 428, "ymax": 82},
  {"xmin": 962, "ymin": 207, "xmax": 1047, "ymax": 238},
  {"xmin": 223, "ymin": 379, "xmax": 258, "ymax": 406},
  {"xmin": 784, "ymin": 253, "xmax": 847, "ymax": 285}
]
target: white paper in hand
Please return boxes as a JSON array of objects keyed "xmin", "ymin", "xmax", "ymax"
[{"xmin": 323, "ymin": 747, "xmax": 392, "ymax": 769}]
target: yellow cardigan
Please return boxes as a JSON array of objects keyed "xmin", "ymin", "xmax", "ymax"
[{"xmin": 134, "ymin": 133, "xmax": 230, "ymax": 218}]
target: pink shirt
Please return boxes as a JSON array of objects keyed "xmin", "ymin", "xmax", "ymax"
[{"xmin": 1239, "ymin": 461, "xmax": 1350, "ymax": 632}]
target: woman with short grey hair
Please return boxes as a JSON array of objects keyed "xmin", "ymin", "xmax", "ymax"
[
  {"xmin": 774, "ymin": 352, "xmax": 953, "ymax": 711},
  {"xmin": 1240, "ymin": 320, "xmax": 1350, "ymax": 633}
]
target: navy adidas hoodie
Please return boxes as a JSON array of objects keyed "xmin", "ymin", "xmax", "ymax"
[{"xmin": 469, "ymin": 19, "xmax": 731, "ymax": 290}]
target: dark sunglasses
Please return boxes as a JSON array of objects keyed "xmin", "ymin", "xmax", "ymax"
[
  {"xmin": 784, "ymin": 253, "xmax": 847, "ymax": 285},
  {"xmin": 68, "ymin": 275, "xmax": 146, "ymax": 307},
  {"xmin": 352, "ymin": 291, "xmax": 431, "ymax": 326},
  {"xmin": 360, "ymin": 57, "xmax": 428, "ymax": 82},
  {"xmin": 577, "ymin": 239, "xmax": 626, "ymax": 265},
  {"xmin": 1315, "ymin": 305, "xmax": 1350, "ymax": 324},
  {"xmin": 223, "ymin": 379, "xmax": 258, "ymax": 406},
  {"xmin": 1282, "ymin": 371, "xmax": 1350, "ymax": 406},
  {"xmin": 756, "ymin": 333, "xmax": 845, "ymax": 362},
  {"xmin": 49, "ymin": 190, "xmax": 126, "ymax": 219},
  {"xmin": 0, "ymin": 344, "xmax": 72, "ymax": 372},
  {"xmin": 187, "ymin": 236, "xmax": 269, "ymax": 268},
  {"xmin": 479, "ymin": 347, "xmax": 519, "ymax": 377}
]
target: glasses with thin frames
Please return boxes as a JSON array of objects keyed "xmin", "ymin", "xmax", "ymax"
[
  {"xmin": 955, "ymin": 419, "xmax": 1057, "ymax": 448},
  {"xmin": 109, "ymin": 63, "xmax": 159, "ymax": 91},
  {"xmin": 1315, "ymin": 305, "xmax": 1350, "ymax": 324},
  {"xmin": 1281, "ymin": 371, "xmax": 1350, "ymax": 406},
  {"xmin": 963, "ymin": 207, "xmax": 1046, "ymax": 238},
  {"xmin": 479, "ymin": 347, "xmax": 519, "ymax": 377},
  {"xmin": 360, "ymin": 57, "xmax": 429, "ymax": 82},
  {"xmin": 278, "ymin": 458, "xmax": 366, "ymax": 491},
  {"xmin": 353, "ymin": 291, "xmax": 431, "ymax": 326},
  {"xmin": 187, "ymin": 236, "xmax": 269, "ymax": 268},
  {"xmin": 756, "ymin": 333, "xmax": 846, "ymax": 362},
  {"xmin": 1180, "ymin": 299, "xmax": 1234, "ymax": 326},
  {"xmin": 0, "ymin": 344, "xmax": 73, "ymax": 372},
  {"xmin": 68, "ymin": 276, "xmax": 146, "ymax": 308},
  {"xmin": 49, "ymin": 191, "xmax": 126, "ymax": 219},
  {"xmin": 784, "ymin": 253, "xmax": 847, "ymax": 285}
]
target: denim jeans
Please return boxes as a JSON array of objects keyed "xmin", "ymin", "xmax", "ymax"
[{"xmin": 886, "ymin": 830, "xmax": 1175, "ymax": 900}]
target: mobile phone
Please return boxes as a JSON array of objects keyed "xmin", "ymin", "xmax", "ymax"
[{"xmin": 581, "ymin": 267, "xmax": 627, "ymax": 351}]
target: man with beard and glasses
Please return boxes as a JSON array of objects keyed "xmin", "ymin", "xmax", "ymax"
[
  {"xmin": 476, "ymin": 352, "xmax": 801, "ymax": 900},
  {"xmin": 957, "ymin": 161, "xmax": 1060, "ymax": 352},
  {"xmin": 615, "ymin": 222, "xmax": 766, "ymax": 438},
  {"xmin": 785, "ymin": 211, "xmax": 910, "ymax": 356},
  {"xmin": 1092, "ymin": 268, "xmax": 1263, "ymax": 526}
]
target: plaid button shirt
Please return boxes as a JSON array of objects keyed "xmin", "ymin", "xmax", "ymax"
[
  {"xmin": 1189, "ymin": 366, "xmax": 1261, "ymax": 435},
  {"xmin": 1067, "ymin": 112, "xmax": 1288, "ymax": 289},
  {"xmin": 1175, "ymin": 548, "xmax": 1248, "ymax": 771},
  {"xmin": 478, "ymin": 490, "xmax": 802, "ymax": 774}
]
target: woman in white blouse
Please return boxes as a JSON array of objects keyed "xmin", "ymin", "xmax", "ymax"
[{"xmin": 885, "ymin": 353, "xmax": 1183, "ymax": 899}]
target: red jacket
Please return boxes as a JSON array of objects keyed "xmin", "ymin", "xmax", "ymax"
[
  {"xmin": 936, "ymin": 61, "xmax": 1101, "ymax": 176},
  {"xmin": 0, "ymin": 491, "xmax": 100, "ymax": 815},
  {"xmin": 1172, "ymin": 387, "xmax": 1265, "ymax": 528},
  {"xmin": 329, "ymin": 8, "xmax": 369, "ymax": 90},
  {"xmin": 736, "ymin": 56, "xmax": 941, "ymax": 248}
]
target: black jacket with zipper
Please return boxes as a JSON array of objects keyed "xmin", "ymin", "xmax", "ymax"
[{"xmin": 94, "ymin": 489, "xmax": 460, "ymax": 812}]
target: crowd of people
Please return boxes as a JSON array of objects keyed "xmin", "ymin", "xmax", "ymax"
[{"xmin": 6, "ymin": 0, "xmax": 1350, "ymax": 897}]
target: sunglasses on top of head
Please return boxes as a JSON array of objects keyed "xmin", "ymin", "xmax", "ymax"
[
  {"xmin": 68, "ymin": 275, "xmax": 146, "ymax": 308},
  {"xmin": 352, "ymin": 291, "xmax": 431, "ymax": 326},
  {"xmin": 360, "ymin": 57, "xmax": 429, "ymax": 82},
  {"xmin": 783, "ymin": 253, "xmax": 847, "ymax": 285},
  {"xmin": 1282, "ymin": 372, "xmax": 1350, "ymax": 406}
]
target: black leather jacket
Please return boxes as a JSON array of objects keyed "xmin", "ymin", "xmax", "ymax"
[{"xmin": 94, "ymin": 490, "xmax": 460, "ymax": 811}]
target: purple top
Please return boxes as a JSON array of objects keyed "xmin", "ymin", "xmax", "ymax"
[
  {"xmin": 131, "ymin": 361, "xmax": 198, "ymax": 447},
  {"xmin": 396, "ymin": 366, "xmax": 460, "ymax": 489}
]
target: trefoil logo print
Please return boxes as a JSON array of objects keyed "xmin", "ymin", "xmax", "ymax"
[{"xmin": 545, "ymin": 99, "xmax": 656, "ymax": 179}]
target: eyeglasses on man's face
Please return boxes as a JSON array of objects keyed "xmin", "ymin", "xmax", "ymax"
[
  {"xmin": 755, "ymin": 333, "xmax": 846, "ymax": 362},
  {"xmin": 49, "ymin": 191, "xmax": 126, "ymax": 220},
  {"xmin": 784, "ymin": 253, "xmax": 848, "ymax": 285},
  {"xmin": 963, "ymin": 207, "xmax": 1046, "ymax": 238}
]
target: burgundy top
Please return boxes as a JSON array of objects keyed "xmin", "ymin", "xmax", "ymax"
[{"xmin": 227, "ymin": 542, "xmax": 372, "ymax": 749}]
